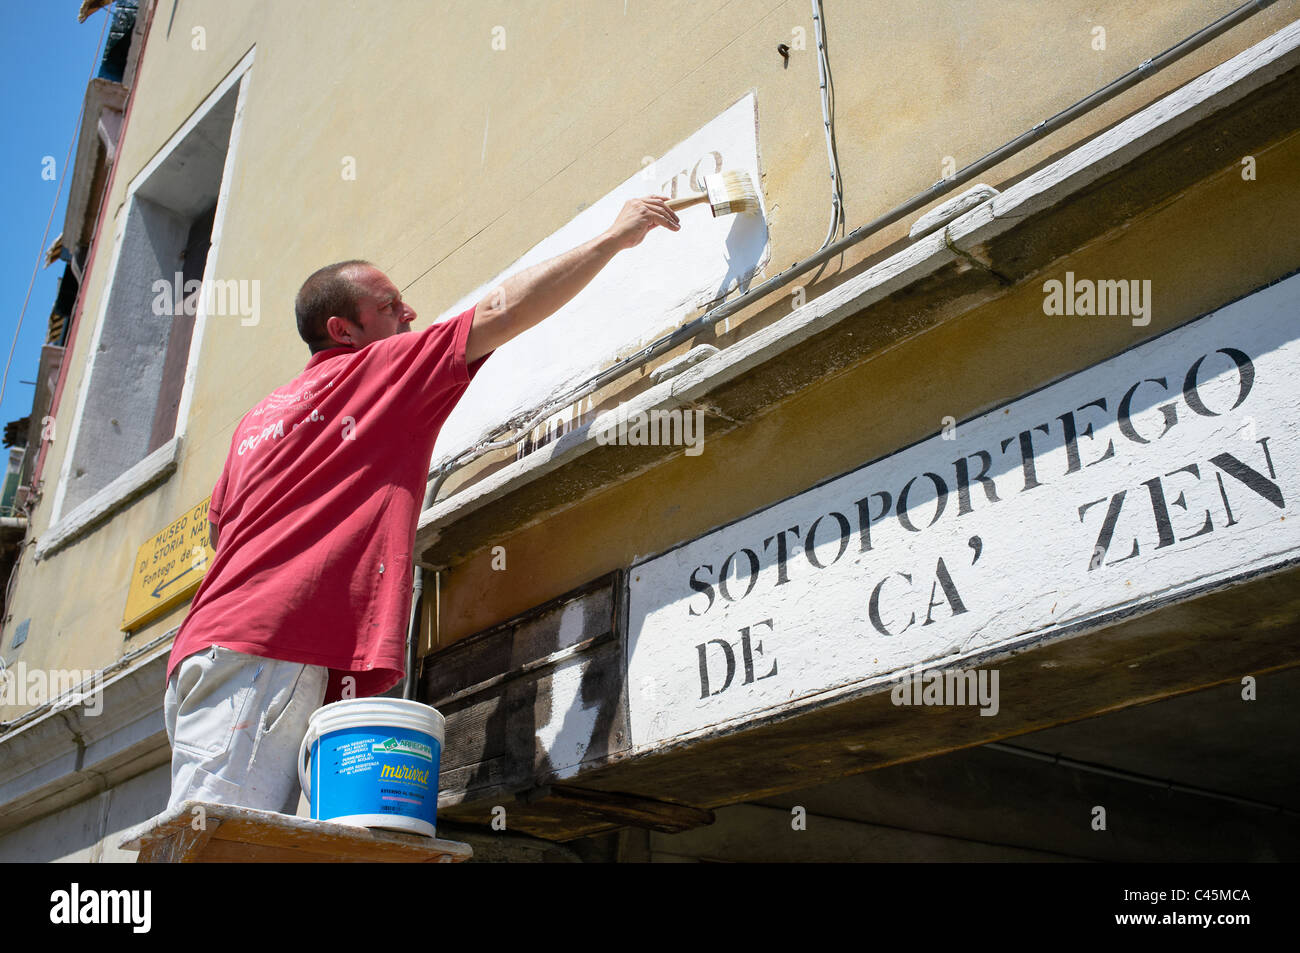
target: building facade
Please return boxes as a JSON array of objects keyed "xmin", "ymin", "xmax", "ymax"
[{"xmin": 1, "ymin": 0, "xmax": 1298, "ymax": 862}]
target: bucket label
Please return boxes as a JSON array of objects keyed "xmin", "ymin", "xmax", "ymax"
[
  {"xmin": 310, "ymin": 725, "xmax": 442, "ymax": 830},
  {"xmin": 372, "ymin": 737, "xmax": 433, "ymax": 762}
]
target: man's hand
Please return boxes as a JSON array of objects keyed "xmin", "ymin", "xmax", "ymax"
[{"xmin": 602, "ymin": 196, "xmax": 681, "ymax": 251}]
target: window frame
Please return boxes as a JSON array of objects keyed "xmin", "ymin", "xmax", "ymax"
[{"xmin": 38, "ymin": 48, "xmax": 256, "ymax": 561}]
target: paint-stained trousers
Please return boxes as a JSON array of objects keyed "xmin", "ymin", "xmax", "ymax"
[{"xmin": 164, "ymin": 645, "xmax": 329, "ymax": 815}]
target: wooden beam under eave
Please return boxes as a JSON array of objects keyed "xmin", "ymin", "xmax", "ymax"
[{"xmin": 522, "ymin": 784, "xmax": 715, "ymax": 834}]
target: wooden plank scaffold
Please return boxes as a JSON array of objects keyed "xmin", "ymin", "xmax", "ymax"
[{"xmin": 118, "ymin": 800, "xmax": 474, "ymax": 863}]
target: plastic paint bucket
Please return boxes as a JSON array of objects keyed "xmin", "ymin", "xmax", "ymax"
[{"xmin": 298, "ymin": 698, "xmax": 444, "ymax": 838}]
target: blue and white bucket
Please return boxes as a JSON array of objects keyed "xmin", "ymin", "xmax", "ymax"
[{"xmin": 297, "ymin": 698, "xmax": 444, "ymax": 838}]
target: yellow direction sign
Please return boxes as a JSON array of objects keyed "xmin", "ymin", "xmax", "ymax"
[{"xmin": 122, "ymin": 498, "xmax": 216, "ymax": 632}]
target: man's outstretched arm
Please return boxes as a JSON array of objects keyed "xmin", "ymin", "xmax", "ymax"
[{"xmin": 466, "ymin": 195, "xmax": 680, "ymax": 364}]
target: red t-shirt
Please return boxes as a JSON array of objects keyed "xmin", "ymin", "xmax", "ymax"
[{"xmin": 166, "ymin": 304, "xmax": 487, "ymax": 702}]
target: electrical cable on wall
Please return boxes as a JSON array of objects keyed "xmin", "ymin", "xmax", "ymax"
[{"xmin": 812, "ymin": 0, "xmax": 846, "ymax": 250}]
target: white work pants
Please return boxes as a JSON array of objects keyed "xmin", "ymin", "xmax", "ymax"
[{"xmin": 163, "ymin": 645, "xmax": 328, "ymax": 815}]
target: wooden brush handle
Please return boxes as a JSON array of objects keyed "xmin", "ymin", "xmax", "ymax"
[{"xmin": 666, "ymin": 192, "xmax": 709, "ymax": 212}]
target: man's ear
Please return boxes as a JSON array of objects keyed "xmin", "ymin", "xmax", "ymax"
[{"xmin": 325, "ymin": 314, "xmax": 357, "ymax": 346}]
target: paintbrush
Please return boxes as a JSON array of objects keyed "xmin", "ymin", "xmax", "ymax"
[{"xmin": 666, "ymin": 170, "xmax": 760, "ymax": 217}]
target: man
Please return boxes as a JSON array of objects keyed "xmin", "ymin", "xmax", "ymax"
[{"xmin": 163, "ymin": 195, "xmax": 681, "ymax": 815}]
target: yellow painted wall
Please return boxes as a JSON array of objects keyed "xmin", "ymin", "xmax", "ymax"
[{"xmin": 4, "ymin": 0, "xmax": 1294, "ymax": 717}]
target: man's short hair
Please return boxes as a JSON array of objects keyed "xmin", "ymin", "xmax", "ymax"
[{"xmin": 295, "ymin": 260, "xmax": 375, "ymax": 353}]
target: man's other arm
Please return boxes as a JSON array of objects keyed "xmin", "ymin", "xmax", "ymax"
[{"xmin": 465, "ymin": 195, "xmax": 680, "ymax": 364}]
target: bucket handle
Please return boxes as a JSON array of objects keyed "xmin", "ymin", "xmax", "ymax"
[{"xmin": 298, "ymin": 719, "xmax": 321, "ymax": 801}]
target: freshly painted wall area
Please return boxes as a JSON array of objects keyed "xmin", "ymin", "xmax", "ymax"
[{"xmin": 430, "ymin": 92, "xmax": 769, "ymax": 467}]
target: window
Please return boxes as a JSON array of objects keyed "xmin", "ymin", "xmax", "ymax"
[
  {"xmin": 59, "ymin": 90, "xmax": 234, "ymax": 514},
  {"xmin": 43, "ymin": 51, "xmax": 254, "ymax": 551}
]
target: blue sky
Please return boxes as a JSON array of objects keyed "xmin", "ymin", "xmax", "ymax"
[{"xmin": 0, "ymin": 4, "xmax": 111, "ymax": 442}]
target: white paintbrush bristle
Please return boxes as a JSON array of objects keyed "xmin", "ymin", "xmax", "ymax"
[{"xmin": 704, "ymin": 171, "xmax": 760, "ymax": 216}]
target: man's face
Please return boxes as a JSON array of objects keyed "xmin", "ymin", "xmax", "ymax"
[{"xmin": 328, "ymin": 265, "xmax": 416, "ymax": 349}]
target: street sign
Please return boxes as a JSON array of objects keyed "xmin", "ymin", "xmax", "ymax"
[
  {"xmin": 627, "ymin": 271, "xmax": 1300, "ymax": 751},
  {"xmin": 122, "ymin": 498, "xmax": 215, "ymax": 631}
]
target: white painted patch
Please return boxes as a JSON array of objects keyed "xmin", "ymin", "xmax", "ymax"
[
  {"xmin": 430, "ymin": 93, "xmax": 767, "ymax": 465},
  {"xmin": 626, "ymin": 271, "xmax": 1300, "ymax": 751},
  {"xmin": 536, "ymin": 653, "xmax": 601, "ymax": 779},
  {"xmin": 527, "ymin": 599, "xmax": 606, "ymax": 777}
]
